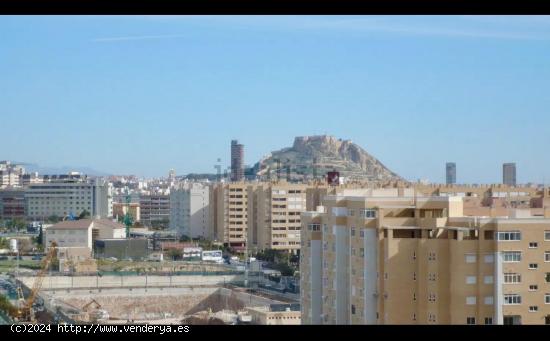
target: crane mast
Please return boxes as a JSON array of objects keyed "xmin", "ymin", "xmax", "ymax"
[{"xmin": 18, "ymin": 241, "xmax": 57, "ymax": 322}]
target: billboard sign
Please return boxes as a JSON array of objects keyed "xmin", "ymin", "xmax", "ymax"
[{"xmin": 327, "ymin": 171, "xmax": 340, "ymax": 186}]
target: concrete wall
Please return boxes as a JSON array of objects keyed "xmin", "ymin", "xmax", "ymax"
[{"xmin": 19, "ymin": 274, "xmax": 244, "ymax": 290}]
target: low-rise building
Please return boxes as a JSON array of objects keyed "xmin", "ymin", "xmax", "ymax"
[
  {"xmin": 246, "ymin": 304, "xmax": 301, "ymax": 325},
  {"xmin": 44, "ymin": 218, "xmax": 126, "ymax": 252}
]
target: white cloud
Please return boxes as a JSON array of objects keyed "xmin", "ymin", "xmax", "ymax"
[{"xmin": 92, "ymin": 15, "xmax": 550, "ymax": 42}]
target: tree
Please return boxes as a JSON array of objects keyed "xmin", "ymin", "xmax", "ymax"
[
  {"xmin": 14, "ymin": 218, "xmax": 26, "ymax": 231},
  {"xmin": 35, "ymin": 226, "xmax": 44, "ymax": 247},
  {"xmin": 79, "ymin": 210, "xmax": 91, "ymax": 220},
  {"xmin": 167, "ymin": 248, "xmax": 181, "ymax": 261},
  {"xmin": 0, "ymin": 237, "xmax": 8, "ymax": 249},
  {"xmin": 47, "ymin": 215, "xmax": 60, "ymax": 224}
]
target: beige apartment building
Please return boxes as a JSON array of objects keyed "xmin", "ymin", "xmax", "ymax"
[
  {"xmin": 212, "ymin": 182, "xmax": 251, "ymax": 252},
  {"xmin": 211, "ymin": 181, "xmax": 321, "ymax": 254},
  {"xmin": 300, "ymin": 189, "xmax": 550, "ymax": 325}
]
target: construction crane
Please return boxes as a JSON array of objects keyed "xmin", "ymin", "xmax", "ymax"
[
  {"xmin": 123, "ymin": 193, "xmax": 133, "ymax": 239},
  {"xmin": 17, "ymin": 241, "xmax": 57, "ymax": 322}
]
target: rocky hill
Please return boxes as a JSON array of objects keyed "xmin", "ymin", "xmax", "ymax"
[{"xmin": 255, "ymin": 135, "xmax": 402, "ymax": 182}]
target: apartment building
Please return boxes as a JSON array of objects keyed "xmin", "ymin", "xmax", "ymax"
[
  {"xmin": 25, "ymin": 173, "xmax": 112, "ymax": 220},
  {"xmin": 231, "ymin": 140, "xmax": 245, "ymax": 182},
  {"xmin": 413, "ymin": 184, "xmax": 540, "ymax": 210},
  {"xmin": 139, "ymin": 194, "xmax": 170, "ymax": 228},
  {"xmin": 0, "ymin": 161, "xmax": 25, "ymax": 188},
  {"xmin": 301, "ymin": 191, "xmax": 550, "ymax": 325},
  {"xmin": 0, "ymin": 189, "xmax": 26, "ymax": 221},
  {"xmin": 248, "ymin": 183, "xmax": 307, "ymax": 254},
  {"xmin": 503, "ymin": 163, "xmax": 517, "ymax": 186},
  {"xmin": 210, "ymin": 181, "xmax": 314, "ymax": 254},
  {"xmin": 212, "ymin": 182, "xmax": 251, "ymax": 252},
  {"xmin": 21, "ymin": 172, "xmax": 43, "ymax": 186},
  {"xmin": 170, "ymin": 182, "xmax": 210, "ymax": 239}
]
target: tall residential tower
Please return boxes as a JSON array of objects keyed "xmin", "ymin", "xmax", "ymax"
[
  {"xmin": 231, "ymin": 140, "xmax": 244, "ymax": 182},
  {"xmin": 503, "ymin": 163, "xmax": 517, "ymax": 186},
  {"xmin": 446, "ymin": 162, "xmax": 456, "ymax": 185}
]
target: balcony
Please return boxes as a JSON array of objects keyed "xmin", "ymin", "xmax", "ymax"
[
  {"xmin": 381, "ymin": 217, "xmax": 416, "ymax": 227},
  {"xmin": 418, "ymin": 217, "xmax": 447, "ymax": 228}
]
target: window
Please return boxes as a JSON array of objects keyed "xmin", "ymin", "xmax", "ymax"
[
  {"xmin": 361, "ymin": 209, "xmax": 376, "ymax": 218},
  {"xmin": 351, "ymin": 228, "xmax": 355, "ymax": 236},
  {"xmin": 504, "ymin": 294, "xmax": 521, "ymax": 305},
  {"xmin": 308, "ymin": 224, "xmax": 321, "ymax": 231},
  {"xmin": 484, "ymin": 254, "xmax": 494, "ymax": 263},
  {"xmin": 484, "ymin": 296, "xmax": 494, "ymax": 305},
  {"xmin": 545, "ymin": 252, "xmax": 550, "ymax": 262},
  {"xmin": 504, "ymin": 273, "xmax": 521, "ymax": 284},
  {"xmin": 545, "ymin": 294, "xmax": 550, "ymax": 304},
  {"xmin": 484, "ymin": 317, "xmax": 493, "ymax": 325},
  {"xmin": 351, "ymin": 305, "xmax": 356, "ymax": 315},
  {"xmin": 529, "ymin": 242, "xmax": 538, "ymax": 248},
  {"xmin": 529, "ymin": 285, "xmax": 538, "ymax": 291},
  {"xmin": 428, "ymin": 313, "xmax": 436, "ymax": 323},
  {"xmin": 497, "ymin": 231, "xmax": 521, "ymax": 241},
  {"xmin": 546, "ymin": 273, "xmax": 550, "ymax": 283},
  {"xmin": 529, "ymin": 263, "xmax": 538, "ymax": 270},
  {"xmin": 360, "ymin": 230, "xmax": 364, "ymax": 238},
  {"xmin": 545, "ymin": 231, "xmax": 550, "ymax": 241},
  {"xmin": 413, "ymin": 272, "xmax": 416, "ymax": 281},
  {"xmin": 428, "ymin": 252, "xmax": 437, "ymax": 261},
  {"xmin": 484, "ymin": 276, "xmax": 494, "ymax": 284},
  {"xmin": 466, "ymin": 296, "xmax": 477, "ymax": 305},
  {"xmin": 529, "ymin": 306, "xmax": 538, "ymax": 312},
  {"xmin": 502, "ymin": 251, "xmax": 521, "ymax": 262},
  {"xmin": 465, "ymin": 254, "xmax": 477, "ymax": 263},
  {"xmin": 466, "ymin": 317, "xmax": 476, "ymax": 325},
  {"xmin": 360, "ymin": 248, "xmax": 365, "ymax": 258},
  {"xmin": 466, "ymin": 276, "xmax": 477, "ymax": 284},
  {"xmin": 484, "ymin": 230, "xmax": 494, "ymax": 240}
]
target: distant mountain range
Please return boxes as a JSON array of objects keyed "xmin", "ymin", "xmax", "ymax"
[{"xmin": 18, "ymin": 163, "xmax": 111, "ymax": 177}]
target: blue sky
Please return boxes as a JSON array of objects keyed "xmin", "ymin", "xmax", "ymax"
[{"xmin": 2, "ymin": 15, "xmax": 550, "ymax": 183}]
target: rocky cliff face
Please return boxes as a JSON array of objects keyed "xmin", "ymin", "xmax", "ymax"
[{"xmin": 256, "ymin": 135, "xmax": 402, "ymax": 182}]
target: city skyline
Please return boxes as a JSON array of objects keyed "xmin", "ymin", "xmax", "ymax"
[{"xmin": 3, "ymin": 16, "xmax": 550, "ymax": 182}]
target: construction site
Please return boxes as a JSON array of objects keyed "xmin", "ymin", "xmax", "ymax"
[{"xmin": 6, "ymin": 269, "xmax": 299, "ymax": 325}]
